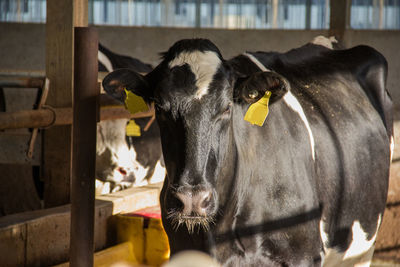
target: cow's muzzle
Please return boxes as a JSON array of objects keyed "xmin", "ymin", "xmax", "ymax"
[{"xmin": 166, "ymin": 186, "xmax": 216, "ymax": 233}]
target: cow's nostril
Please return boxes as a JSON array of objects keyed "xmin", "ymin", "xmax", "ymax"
[
  {"xmin": 174, "ymin": 189, "xmax": 214, "ymax": 216},
  {"xmin": 200, "ymin": 192, "xmax": 212, "ymax": 209},
  {"xmin": 174, "ymin": 195, "xmax": 184, "ymax": 210},
  {"xmin": 175, "ymin": 192, "xmax": 192, "ymax": 214},
  {"xmin": 117, "ymin": 167, "xmax": 127, "ymax": 176}
]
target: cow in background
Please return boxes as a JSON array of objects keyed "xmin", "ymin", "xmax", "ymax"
[
  {"xmin": 96, "ymin": 44, "xmax": 165, "ymax": 194},
  {"xmin": 98, "ymin": 43, "xmax": 153, "ymax": 73}
]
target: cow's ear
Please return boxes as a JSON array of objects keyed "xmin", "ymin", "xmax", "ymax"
[
  {"xmin": 234, "ymin": 71, "xmax": 288, "ymax": 105},
  {"xmin": 102, "ymin": 68, "xmax": 151, "ymax": 103}
]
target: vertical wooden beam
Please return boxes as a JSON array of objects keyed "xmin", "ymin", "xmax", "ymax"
[
  {"xmin": 329, "ymin": 0, "xmax": 351, "ymax": 41},
  {"xmin": 272, "ymin": 0, "xmax": 278, "ymax": 29},
  {"xmin": 219, "ymin": 0, "xmax": 224, "ymax": 27},
  {"xmin": 44, "ymin": 0, "xmax": 88, "ymax": 208},
  {"xmin": 195, "ymin": 0, "xmax": 201, "ymax": 28},
  {"xmin": 305, "ymin": 0, "xmax": 312, "ymax": 29},
  {"xmin": 70, "ymin": 27, "xmax": 98, "ymax": 267},
  {"xmin": 379, "ymin": 0, "xmax": 384, "ymax": 29}
]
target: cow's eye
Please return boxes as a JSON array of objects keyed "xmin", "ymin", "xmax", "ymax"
[
  {"xmin": 154, "ymin": 103, "xmax": 161, "ymax": 112},
  {"xmin": 221, "ymin": 104, "xmax": 232, "ymax": 117}
]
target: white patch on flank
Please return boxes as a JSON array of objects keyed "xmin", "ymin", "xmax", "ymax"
[
  {"xmin": 283, "ymin": 92, "xmax": 316, "ymax": 160},
  {"xmin": 320, "ymin": 219, "xmax": 329, "ymax": 248},
  {"xmin": 98, "ymin": 50, "xmax": 113, "ymax": 72},
  {"xmin": 168, "ymin": 51, "xmax": 221, "ymax": 99},
  {"xmin": 390, "ymin": 135, "xmax": 394, "ymax": 162},
  {"xmin": 244, "ymin": 52, "xmax": 316, "ymax": 160},
  {"xmin": 320, "ymin": 214, "xmax": 382, "ymax": 267},
  {"xmin": 243, "ymin": 52, "xmax": 272, "ymax": 72},
  {"xmin": 311, "ymin": 36, "xmax": 338, "ymax": 49}
]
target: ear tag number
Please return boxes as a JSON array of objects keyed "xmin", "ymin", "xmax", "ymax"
[
  {"xmin": 126, "ymin": 119, "xmax": 141, "ymax": 137},
  {"xmin": 124, "ymin": 88, "xmax": 148, "ymax": 114},
  {"xmin": 244, "ymin": 91, "xmax": 271, "ymax": 126}
]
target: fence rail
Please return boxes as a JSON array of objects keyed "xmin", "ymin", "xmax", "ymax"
[{"xmin": 0, "ymin": 75, "xmax": 154, "ymax": 130}]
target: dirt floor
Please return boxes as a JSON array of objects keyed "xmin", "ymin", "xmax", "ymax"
[{"xmin": 373, "ymin": 161, "xmax": 400, "ymax": 263}]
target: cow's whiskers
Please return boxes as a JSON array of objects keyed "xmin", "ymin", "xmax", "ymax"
[{"xmin": 167, "ymin": 210, "xmax": 214, "ymax": 234}]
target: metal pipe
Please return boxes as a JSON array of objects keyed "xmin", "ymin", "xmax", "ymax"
[
  {"xmin": 0, "ymin": 106, "xmax": 139, "ymax": 130},
  {"xmin": 0, "ymin": 76, "xmax": 45, "ymax": 88},
  {"xmin": 70, "ymin": 27, "xmax": 98, "ymax": 267},
  {"xmin": 0, "ymin": 70, "xmax": 45, "ymax": 77}
]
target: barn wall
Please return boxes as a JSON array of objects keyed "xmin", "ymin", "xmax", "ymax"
[
  {"xmin": 0, "ymin": 23, "xmax": 45, "ymax": 72},
  {"xmin": 0, "ymin": 22, "xmax": 399, "ymax": 117}
]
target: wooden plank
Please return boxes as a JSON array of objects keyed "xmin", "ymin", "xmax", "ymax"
[
  {"xmin": 43, "ymin": 0, "xmax": 88, "ymax": 208},
  {"xmin": 0, "ymin": 184, "xmax": 161, "ymax": 266}
]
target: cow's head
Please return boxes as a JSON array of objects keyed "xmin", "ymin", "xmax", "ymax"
[{"xmin": 103, "ymin": 39, "xmax": 288, "ymax": 234}]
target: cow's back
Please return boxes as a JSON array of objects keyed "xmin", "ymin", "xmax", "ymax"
[{"xmin": 279, "ymin": 45, "xmax": 391, "ymax": 266}]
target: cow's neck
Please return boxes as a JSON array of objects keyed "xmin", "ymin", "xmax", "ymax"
[{"xmin": 211, "ymin": 101, "xmax": 319, "ymax": 255}]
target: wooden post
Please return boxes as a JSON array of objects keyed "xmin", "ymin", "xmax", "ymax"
[
  {"xmin": 305, "ymin": 0, "xmax": 312, "ymax": 29},
  {"xmin": 329, "ymin": 0, "xmax": 351, "ymax": 42},
  {"xmin": 219, "ymin": 0, "xmax": 224, "ymax": 27},
  {"xmin": 70, "ymin": 27, "xmax": 98, "ymax": 267},
  {"xmin": 44, "ymin": 0, "xmax": 88, "ymax": 208},
  {"xmin": 272, "ymin": 0, "xmax": 278, "ymax": 29},
  {"xmin": 195, "ymin": 0, "xmax": 201, "ymax": 28}
]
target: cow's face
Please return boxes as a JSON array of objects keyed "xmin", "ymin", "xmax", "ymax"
[{"xmin": 103, "ymin": 39, "xmax": 288, "ymax": 234}]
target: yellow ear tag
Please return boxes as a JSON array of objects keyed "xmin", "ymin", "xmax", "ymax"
[
  {"xmin": 124, "ymin": 88, "xmax": 148, "ymax": 114},
  {"xmin": 244, "ymin": 91, "xmax": 272, "ymax": 126},
  {"xmin": 126, "ymin": 120, "xmax": 141, "ymax": 137}
]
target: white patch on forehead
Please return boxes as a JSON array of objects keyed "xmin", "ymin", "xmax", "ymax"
[
  {"xmin": 98, "ymin": 50, "xmax": 113, "ymax": 72},
  {"xmin": 244, "ymin": 52, "xmax": 315, "ymax": 161},
  {"xmin": 168, "ymin": 50, "xmax": 221, "ymax": 99},
  {"xmin": 320, "ymin": 214, "xmax": 381, "ymax": 267}
]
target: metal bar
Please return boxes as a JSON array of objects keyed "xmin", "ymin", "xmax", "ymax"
[
  {"xmin": 0, "ymin": 105, "xmax": 149, "ymax": 130},
  {"xmin": 0, "ymin": 76, "xmax": 45, "ymax": 88},
  {"xmin": 70, "ymin": 27, "xmax": 98, "ymax": 267},
  {"xmin": 0, "ymin": 70, "xmax": 46, "ymax": 77},
  {"xmin": 0, "ymin": 109, "xmax": 56, "ymax": 130}
]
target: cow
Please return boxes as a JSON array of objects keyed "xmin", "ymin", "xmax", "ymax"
[
  {"xmin": 102, "ymin": 38, "xmax": 392, "ymax": 266},
  {"xmin": 98, "ymin": 43, "xmax": 153, "ymax": 73},
  {"xmin": 96, "ymin": 43, "xmax": 165, "ymax": 194}
]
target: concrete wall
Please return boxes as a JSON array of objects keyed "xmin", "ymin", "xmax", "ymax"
[{"xmin": 0, "ymin": 23, "xmax": 45, "ymax": 72}]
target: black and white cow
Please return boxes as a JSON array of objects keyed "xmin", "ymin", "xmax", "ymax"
[
  {"xmin": 98, "ymin": 43, "xmax": 153, "ymax": 73},
  {"xmin": 96, "ymin": 44, "xmax": 164, "ymax": 194},
  {"xmin": 102, "ymin": 38, "xmax": 393, "ymax": 266}
]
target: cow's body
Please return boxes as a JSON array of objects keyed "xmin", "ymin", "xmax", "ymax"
[{"xmin": 103, "ymin": 38, "xmax": 392, "ymax": 266}]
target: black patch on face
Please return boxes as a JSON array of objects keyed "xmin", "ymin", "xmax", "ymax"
[{"xmin": 154, "ymin": 64, "xmax": 198, "ymax": 119}]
